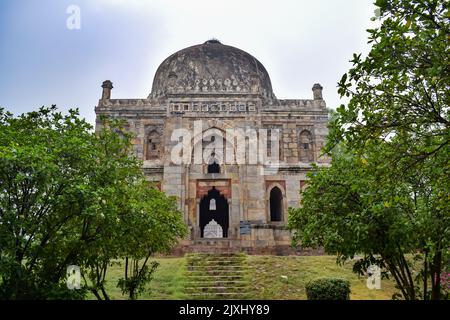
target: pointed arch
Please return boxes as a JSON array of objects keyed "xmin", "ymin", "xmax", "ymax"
[
  {"xmin": 199, "ymin": 187, "xmax": 229, "ymax": 238},
  {"xmin": 190, "ymin": 126, "xmax": 236, "ymax": 172},
  {"xmin": 269, "ymin": 186, "xmax": 283, "ymax": 222},
  {"xmin": 145, "ymin": 130, "xmax": 162, "ymax": 160},
  {"xmin": 299, "ymin": 130, "xmax": 314, "ymax": 162},
  {"xmin": 207, "ymin": 153, "xmax": 220, "ymax": 173},
  {"xmin": 266, "ymin": 127, "xmax": 284, "ymax": 163}
]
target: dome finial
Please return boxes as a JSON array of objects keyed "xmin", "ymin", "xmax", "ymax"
[{"xmin": 205, "ymin": 38, "xmax": 221, "ymax": 44}]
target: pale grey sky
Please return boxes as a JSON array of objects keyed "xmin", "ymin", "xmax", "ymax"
[{"xmin": 0, "ymin": 0, "xmax": 378, "ymax": 124}]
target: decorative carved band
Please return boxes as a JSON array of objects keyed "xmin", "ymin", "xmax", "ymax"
[{"xmin": 196, "ymin": 179, "xmax": 231, "ymax": 199}]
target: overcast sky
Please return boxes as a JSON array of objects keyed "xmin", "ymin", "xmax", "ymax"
[{"xmin": 0, "ymin": 0, "xmax": 378, "ymax": 125}]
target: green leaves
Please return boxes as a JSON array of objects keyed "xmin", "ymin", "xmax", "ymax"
[
  {"xmin": 305, "ymin": 278, "xmax": 351, "ymax": 300},
  {"xmin": 291, "ymin": 0, "xmax": 449, "ymax": 300},
  {"xmin": 0, "ymin": 107, "xmax": 187, "ymax": 300}
]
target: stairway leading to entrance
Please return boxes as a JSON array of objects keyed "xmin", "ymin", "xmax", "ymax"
[{"xmin": 184, "ymin": 253, "xmax": 250, "ymax": 300}]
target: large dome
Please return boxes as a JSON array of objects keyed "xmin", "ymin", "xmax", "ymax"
[{"xmin": 150, "ymin": 40, "xmax": 275, "ymax": 99}]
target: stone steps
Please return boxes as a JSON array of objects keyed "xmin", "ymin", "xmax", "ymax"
[
  {"xmin": 187, "ymin": 270, "xmax": 246, "ymax": 274},
  {"xmin": 186, "ymin": 275, "xmax": 245, "ymax": 281},
  {"xmin": 185, "ymin": 280, "xmax": 248, "ymax": 286},
  {"xmin": 185, "ymin": 287, "xmax": 246, "ymax": 293},
  {"xmin": 184, "ymin": 253, "xmax": 250, "ymax": 300},
  {"xmin": 188, "ymin": 292, "xmax": 247, "ymax": 299},
  {"xmin": 187, "ymin": 265, "xmax": 246, "ymax": 269},
  {"xmin": 187, "ymin": 261, "xmax": 245, "ymax": 265}
]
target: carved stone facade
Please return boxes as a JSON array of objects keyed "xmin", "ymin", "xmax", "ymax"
[{"xmin": 95, "ymin": 40, "xmax": 330, "ymax": 254}]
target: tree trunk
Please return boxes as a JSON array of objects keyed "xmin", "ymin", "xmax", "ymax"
[
  {"xmin": 431, "ymin": 247, "xmax": 442, "ymax": 300},
  {"xmin": 423, "ymin": 251, "xmax": 428, "ymax": 300},
  {"xmin": 91, "ymin": 289, "xmax": 102, "ymax": 300}
]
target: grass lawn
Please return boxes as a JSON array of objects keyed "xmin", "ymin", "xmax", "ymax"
[
  {"xmin": 89, "ymin": 257, "xmax": 187, "ymax": 300},
  {"xmin": 246, "ymin": 255, "xmax": 397, "ymax": 300},
  {"xmin": 94, "ymin": 255, "xmax": 397, "ymax": 300}
]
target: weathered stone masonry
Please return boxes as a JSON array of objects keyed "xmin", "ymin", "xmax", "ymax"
[{"xmin": 95, "ymin": 40, "xmax": 330, "ymax": 254}]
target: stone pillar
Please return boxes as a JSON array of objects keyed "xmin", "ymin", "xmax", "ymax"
[
  {"xmin": 312, "ymin": 83, "xmax": 323, "ymax": 100},
  {"xmin": 194, "ymin": 199, "xmax": 201, "ymax": 239},
  {"xmin": 101, "ymin": 80, "xmax": 113, "ymax": 100}
]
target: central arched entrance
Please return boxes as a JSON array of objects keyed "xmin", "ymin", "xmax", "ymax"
[{"xmin": 200, "ymin": 187, "xmax": 229, "ymax": 238}]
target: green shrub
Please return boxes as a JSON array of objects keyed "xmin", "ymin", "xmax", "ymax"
[{"xmin": 305, "ymin": 278, "xmax": 351, "ymax": 300}]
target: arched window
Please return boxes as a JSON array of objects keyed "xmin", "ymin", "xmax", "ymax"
[
  {"xmin": 207, "ymin": 153, "xmax": 220, "ymax": 173},
  {"xmin": 269, "ymin": 186, "xmax": 283, "ymax": 222},
  {"xmin": 267, "ymin": 129, "xmax": 283, "ymax": 161},
  {"xmin": 209, "ymin": 198, "xmax": 216, "ymax": 211},
  {"xmin": 299, "ymin": 130, "xmax": 314, "ymax": 162},
  {"xmin": 146, "ymin": 131, "xmax": 161, "ymax": 160},
  {"xmin": 201, "ymin": 128, "xmax": 226, "ymax": 169}
]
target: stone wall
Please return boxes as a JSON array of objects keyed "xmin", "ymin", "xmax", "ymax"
[{"xmin": 95, "ymin": 86, "xmax": 329, "ymax": 255}]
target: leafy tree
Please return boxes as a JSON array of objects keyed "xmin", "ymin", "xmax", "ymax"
[
  {"xmin": 0, "ymin": 106, "xmax": 187, "ymax": 300},
  {"xmin": 290, "ymin": 0, "xmax": 449, "ymax": 300},
  {"xmin": 289, "ymin": 144, "xmax": 444, "ymax": 300}
]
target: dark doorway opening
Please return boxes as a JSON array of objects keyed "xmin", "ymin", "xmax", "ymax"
[
  {"xmin": 200, "ymin": 187, "xmax": 229, "ymax": 237},
  {"xmin": 207, "ymin": 160, "xmax": 220, "ymax": 173},
  {"xmin": 270, "ymin": 186, "xmax": 283, "ymax": 221}
]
